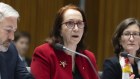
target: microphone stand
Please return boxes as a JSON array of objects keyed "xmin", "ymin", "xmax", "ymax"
[
  {"xmin": 63, "ymin": 46, "xmax": 100, "ymax": 79},
  {"xmin": 127, "ymin": 54, "xmax": 140, "ymax": 60}
]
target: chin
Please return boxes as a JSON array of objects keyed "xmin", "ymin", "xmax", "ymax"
[
  {"xmin": 71, "ymin": 40, "xmax": 80, "ymax": 44},
  {"xmin": 72, "ymin": 42, "xmax": 78, "ymax": 45},
  {"xmin": 126, "ymin": 47, "xmax": 139, "ymax": 52}
]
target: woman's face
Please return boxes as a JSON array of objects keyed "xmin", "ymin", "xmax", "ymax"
[
  {"xmin": 120, "ymin": 24, "xmax": 140, "ymax": 55},
  {"xmin": 60, "ymin": 9, "xmax": 84, "ymax": 46}
]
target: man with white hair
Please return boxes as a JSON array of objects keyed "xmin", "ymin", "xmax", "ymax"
[{"xmin": 0, "ymin": 2, "xmax": 33, "ymax": 79}]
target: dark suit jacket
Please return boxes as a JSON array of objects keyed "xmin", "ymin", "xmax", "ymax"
[
  {"xmin": 0, "ymin": 43, "xmax": 33, "ymax": 79},
  {"xmin": 101, "ymin": 55, "xmax": 140, "ymax": 79}
]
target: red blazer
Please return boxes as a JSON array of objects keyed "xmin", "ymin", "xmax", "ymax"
[{"xmin": 31, "ymin": 43, "xmax": 98, "ymax": 79}]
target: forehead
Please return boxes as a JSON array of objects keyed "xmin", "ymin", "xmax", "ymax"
[
  {"xmin": 63, "ymin": 9, "xmax": 83, "ymax": 21},
  {"xmin": 18, "ymin": 37, "xmax": 29, "ymax": 41},
  {"xmin": 123, "ymin": 24, "xmax": 140, "ymax": 32},
  {"xmin": 0, "ymin": 16, "xmax": 17, "ymax": 30}
]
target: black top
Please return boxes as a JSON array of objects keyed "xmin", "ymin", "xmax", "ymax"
[
  {"xmin": 73, "ymin": 65, "xmax": 83, "ymax": 79},
  {"xmin": 101, "ymin": 55, "xmax": 140, "ymax": 79}
]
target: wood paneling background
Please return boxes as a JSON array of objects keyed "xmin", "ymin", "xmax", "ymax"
[{"xmin": 1, "ymin": 0, "xmax": 140, "ymax": 70}]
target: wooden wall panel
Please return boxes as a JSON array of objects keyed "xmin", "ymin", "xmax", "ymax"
[
  {"xmin": 85, "ymin": 0, "xmax": 99, "ymax": 55},
  {"xmin": 1, "ymin": 0, "xmax": 140, "ymax": 71}
]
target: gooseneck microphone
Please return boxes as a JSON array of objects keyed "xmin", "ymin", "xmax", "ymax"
[
  {"xmin": 120, "ymin": 52, "xmax": 140, "ymax": 60},
  {"xmin": 121, "ymin": 52, "xmax": 140, "ymax": 77},
  {"xmin": 54, "ymin": 43, "xmax": 100, "ymax": 79}
]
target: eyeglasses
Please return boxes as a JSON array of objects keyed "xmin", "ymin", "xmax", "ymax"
[
  {"xmin": 62, "ymin": 21, "xmax": 85, "ymax": 29},
  {"xmin": 122, "ymin": 32, "xmax": 140, "ymax": 39}
]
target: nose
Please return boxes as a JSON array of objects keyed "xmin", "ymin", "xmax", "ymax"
[
  {"xmin": 9, "ymin": 31, "xmax": 14, "ymax": 41},
  {"xmin": 73, "ymin": 24, "xmax": 79, "ymax": 32},
  {"xmin": 129, "ymin": 35, "xmax": 134, "ymax": 42}
]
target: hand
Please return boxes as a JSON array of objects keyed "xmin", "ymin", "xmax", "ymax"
[{"xmin": 130, "ymin": 74, "xmax": 135, "ymax": 79}]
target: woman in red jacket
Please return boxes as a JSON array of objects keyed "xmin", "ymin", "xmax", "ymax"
[{"xmin": 31, "ymin": 4, "xmax": 99, "ymax": 79}]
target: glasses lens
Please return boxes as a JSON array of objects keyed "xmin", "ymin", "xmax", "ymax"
[
  {"xmin": 66, "ymin": 21, "xmax": 75, "ymax": 29},
  {"xmin": 133, "ymin": 32, "xmax": 140, "ymax": 38},
  {"xmin": 77, "ymin": 21, "xmax": 84, "ymax": 28}
]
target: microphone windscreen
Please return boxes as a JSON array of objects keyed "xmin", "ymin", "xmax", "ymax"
[
  {"xmin": 120, "ymin": 52, "xmax": 128, "ymax": 57},
  {"xmin": 53, "ymin": 43, "xmax": 63, "ymax": 50}
]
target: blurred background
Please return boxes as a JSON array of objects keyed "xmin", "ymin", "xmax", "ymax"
[{"xmin": 1, "ymin": 0, "xmax": 140, "ymax": 71}]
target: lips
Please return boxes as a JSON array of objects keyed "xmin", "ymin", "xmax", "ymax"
[
  {"xmin": 128, "ymin": 44, "xmax": 135, "ymax": 45},
  {"xmin": 72, "ymin": 35, "xmax": 79, "ymax": 38}
]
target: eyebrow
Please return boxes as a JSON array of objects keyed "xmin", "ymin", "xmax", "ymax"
[
  {"xmin": 5, "ymin": 26, "xmax": 17, "ymax": 31},
  {"xmin": 6, "ymin": 26, "xmax": 13, "ymax": 28},
  {"xmin": 123, "ymin": 31, "xmax": 140, "ymax": 33},
  {"xmin": 66, "ymin": 20, "xmax": 83, "ymax": 22}
]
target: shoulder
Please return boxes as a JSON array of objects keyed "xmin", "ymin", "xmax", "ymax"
[
  {"xmin": 83, "ymin": 50, "xmax": 96, "ymax": 60},
  {"xmin": 34, "ymin": 43, "xmax": 54, "ymax": 55},
  {"xmin": 35, "ymin": 43, "xmax": 53, "ymax": 51},
  {"xmin": 8, "ymin": 42, "xmax": 18, "ymax": 52},
  {"xmin": 104, "ymin": 56, "xmax": 119, "ymax": 65},
  {"xmin": 33, "ymin": 43, "xmax": 55, "ymax": 60},
  {"xmin": 103, "ymin": 56, "xmax": 121, "ymax": 69},
  {"xmin": 83, "ymin": 50, "xmax": 95, "ymax": 56},
  {"xmin": 81, "ymin": 50, "xmax": 97, "ymax": 64},
  {"xmin": 6, "ymin": 42, "xmax": 18, "ymax": 56}
]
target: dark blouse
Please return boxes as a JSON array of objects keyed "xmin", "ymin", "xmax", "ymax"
[
  {"xmin": 73, "ymin": 65, "xmax": 83, "ymax": 79},
  {"xmin": 132, "ymin": 62, "xmax": 140, "ymax": 78}
]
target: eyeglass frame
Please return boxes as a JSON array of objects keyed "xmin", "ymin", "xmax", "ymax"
[
  {"xmin": 121, "ymin": 32, "xmax": 140, "ymax": 39},
  {"xmin": 61, "ymin": 21, "xmax": 85, "ymax": 29}
]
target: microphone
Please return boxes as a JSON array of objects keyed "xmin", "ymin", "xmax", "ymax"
[
  {"xmin": 121, "ymin": 52, "xmax": 140, "ymax": 76},
  {"xmin": 54, "ymin": 43, "xmax": 100, "ymax": 79},
  {"xmin": 120, "ymin": 52, "xmax": 140, "ymax": 60}
]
